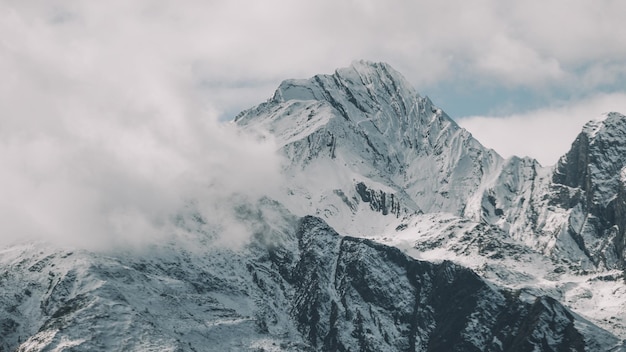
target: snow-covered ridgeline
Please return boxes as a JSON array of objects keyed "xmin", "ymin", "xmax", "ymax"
[{"xmin": 236, "ymin": 61, "xmax": 626, "ymax": 339}]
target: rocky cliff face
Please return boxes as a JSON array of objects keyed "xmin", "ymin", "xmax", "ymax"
[
  {"xmin": 282, "ymin": 216, "xmax": 610, "ymax": 352},
  {"xmin": 551, "ymin": 112, "xmax": 626, "ymax": 271}
]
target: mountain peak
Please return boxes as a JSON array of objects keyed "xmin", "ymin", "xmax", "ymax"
[
  {"xmin": 339, "ymin": 60, "xmax": 411, "ymax": 89},
  {"xmin": 582, "ymin": 111, "xmax": 626, "ymax": 140},
  {"xmin": 344, "ymin": 59, "xmax": 393, "ymax": 76},
  {"xmin": 551, "ymin": 111, "xmax": 626, "ymax": 270},
  {"xmin": 555, "ymin": 112, "xmax": 626, "ymax": 191},
  {"xmin": 236, "ymin": 61, "xmax": 502, "ymax": 222},
  {"xmin": 267, "ymin": 60, "xmax": 419, "ymax": 113}
]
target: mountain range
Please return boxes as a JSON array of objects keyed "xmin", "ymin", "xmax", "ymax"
[{"xmin": 1, "ymin": 61, "xmax": 625, "ymax": 351}]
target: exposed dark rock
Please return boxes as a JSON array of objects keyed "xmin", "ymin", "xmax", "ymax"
[
  {"xmin": 270, "ymin": 216, "xmax": 604, "ymax": 351},
  {"xmin": 355, "ymin": 182, "xmax": 401, "ymax": 216},
  {"xmin": 551, "ymin": 113, "xmax": 626, "ymax": 271}
]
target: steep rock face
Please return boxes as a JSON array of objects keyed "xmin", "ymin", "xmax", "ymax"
[
  {"xmin": 235, "ymin": 61, "xmax": 502, "ymax": 235},
  {"xmin": 550, "ymin": 112, "xmax": 626, "ymax": 270},
  {"xmin": 354, "ymin": 182, "xmax": 402, "ymax": 216},
  {"xmin": 271, "ymin": 216, "xmax": 617, "ymax": 351}
]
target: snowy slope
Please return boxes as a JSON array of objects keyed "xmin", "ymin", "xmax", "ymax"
[
  {"xmin": 379, "ymin": 112, "xmax": 626, "ymax": 339},
  {"xmin": 0, "ymin": 199, "xmax": 306, "ymax": 352},
  {"xmin": 1, "ymin": 201, "xmax": 622, "ymax": 351},
  {"xmin": 366, "ymin": 211, "xmax": 626, "ymax": 340}
]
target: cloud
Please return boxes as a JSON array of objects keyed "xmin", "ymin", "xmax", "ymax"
[
  {"xmin": 0, "ymin": 1, "xmax": 283, "ymax": 249},
  {"xmin": 3, "ymin": 0, "xmax": 616, "ymax": 119},
  {"xmin": 474, "ymin": 35, "xmax": 567, "ymax": 86},
  {"xmin": 457, "ymin": 92, "xmax": 626, "ymax": 166}
]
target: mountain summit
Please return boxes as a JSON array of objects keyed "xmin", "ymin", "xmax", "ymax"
[{"xmin": 236, "ymin": 60, "xmax": 502, "ymax": 235}]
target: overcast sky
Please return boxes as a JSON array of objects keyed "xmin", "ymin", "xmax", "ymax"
[
  {"xmin": 2, "ymin": 1, "xmax": 626, "ymax": 246},
  {"xmin": 4, "ymin": 1, "xmax": 626, "ymax": 160}
]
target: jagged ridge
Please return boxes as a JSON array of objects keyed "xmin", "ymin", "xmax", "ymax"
[{"xmin": 236, "ymin": 60, "xmax": 502, "ymax": 236}]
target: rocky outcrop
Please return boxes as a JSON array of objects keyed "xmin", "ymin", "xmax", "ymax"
[
  {"xmin": 268, "ymin": 216, "xmax": 613, "ymax": 351},
  {"xmin": 551, "ymin": 113, "xmax": 626, "ymax": 270},
  {"xmin": 355, "ymin": 182, "xmax": 402, "ymax": 216}
]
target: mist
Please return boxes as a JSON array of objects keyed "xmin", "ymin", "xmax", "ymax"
[
  {"xmin": 0, "ymin": 2, "xmax": 283, "ymax": 250},
  {"xmin": 458, "ymin": 92, "xmax": 626, "ymax": 166}
]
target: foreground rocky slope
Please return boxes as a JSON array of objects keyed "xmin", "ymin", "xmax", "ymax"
[{"xmin": 1, "ymin": 201, "xmax": 621, "ymax": 351}]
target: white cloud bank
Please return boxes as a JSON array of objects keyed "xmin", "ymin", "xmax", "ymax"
[
  {"xmin": 0, "ymin": 1, "xmax": 283, "ymax": 249},
  {"xmin": 5, "ymin": 0, "xmax": 621, "ymax": 118},
  {"xmin": 458, "ymin": 93, "xmax": 626, "ymax": 166}
]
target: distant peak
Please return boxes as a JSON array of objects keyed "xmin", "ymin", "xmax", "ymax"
[
  {"xmin": 554, "ymin": 111, "xmax": 626, "ymax": 190},
  {"xmin": 582, "ymin": 111, "xmax": 626, "ymax": 139}
]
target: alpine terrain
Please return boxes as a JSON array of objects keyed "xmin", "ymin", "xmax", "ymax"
[{"xmin": 1, "ymin": 61, "xmax": 625, "ymax": 351}]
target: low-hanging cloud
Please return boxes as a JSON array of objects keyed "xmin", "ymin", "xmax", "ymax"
[
  {"xmin": 457, "ymin": 92, "xmax": 626, "ymax": 166},
  {"xmin": 0, "ymin": 1, "xmax": 284, "ymax": 249}
]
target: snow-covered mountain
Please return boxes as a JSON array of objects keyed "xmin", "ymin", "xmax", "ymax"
[
  {"xmin": 236, "ymin": 61, "xmax": 626, "ymax": 275},
  {"xmin": 235, "ymin": 61, "xmax": 501, "ymax": 236},
  {"xmin": 2, "ymin": 60, "xmax": 626, "ymax": 351},
  {"xmin": 236, "ymin": 61, "xmax": 626, "ymax": 341}
]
